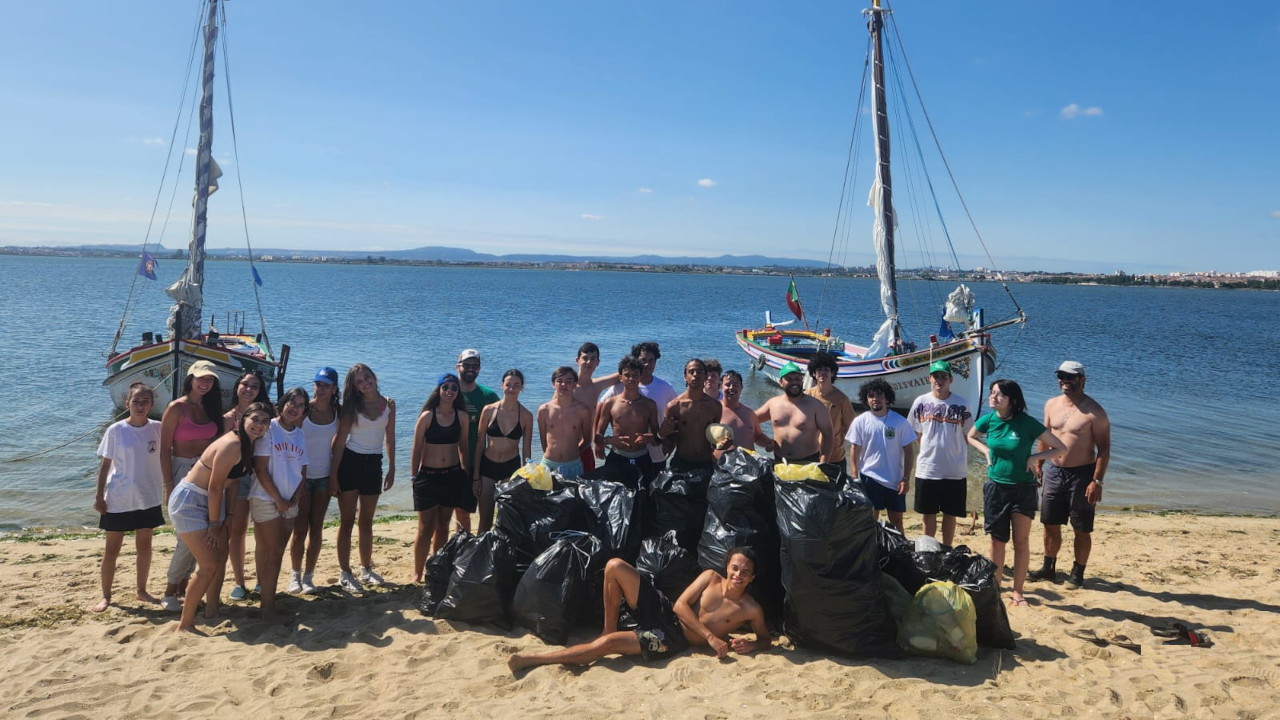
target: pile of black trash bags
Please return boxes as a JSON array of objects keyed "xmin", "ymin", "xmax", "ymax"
[{"xmin": 419, "ymin": 448, "xmax": 1015, "ymax": 657}]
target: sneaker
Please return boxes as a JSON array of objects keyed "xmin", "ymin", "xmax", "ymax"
[
  {"xmin": 339, "ymin": 570, "xmax": 364, "ymax": 594},
  {"xmin": 286, "ymin": 571, "xmax": 303, "ymax": 594},
  {"xmin": 228, "ymin": 584, "xmax": 248, "ymax": 601},
  {"xmin": 161, "ymin": 595, "xmax": 182, "ymax": 613},
  {"xmin": 360, "ymin": 566, "xmax": 385, "ymax": 587},
  {"xmin": 300, "ymin": 573, "xmax": 317, "ymax": 595}
]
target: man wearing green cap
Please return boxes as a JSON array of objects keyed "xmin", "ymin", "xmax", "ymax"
[
  {"xmin": 907, "ymin": 360, "xmax": 975, "ymax": 546},
  {"xmin": 754, "ymin": 361, "xmax": 834, "ymax": 463}
]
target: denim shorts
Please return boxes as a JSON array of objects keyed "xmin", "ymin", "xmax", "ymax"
[
  {"xmin": 168, "ymin": 481, "xmax": 225, "ymax": 535},
  {"xmin": 540, "ymin": 457, "xmax": 583, "ymax": 480},
  {"xmin": 304, "ymin": 476, "xmax": 330, "ymax": 494},
  {"xmin": 237, "ymin": 473, "xmax": 255, "ymax": 501}
]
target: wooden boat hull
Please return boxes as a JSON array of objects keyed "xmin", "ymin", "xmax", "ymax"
[
  {"xmin": 104, "ymin": 336, "xmax": 287, "ymax": 417},
  {"xmin": 735, "ymin": 327, "xmax": 994, "ymax": 413}
]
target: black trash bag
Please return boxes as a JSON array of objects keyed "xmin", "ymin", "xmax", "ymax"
[
  {"xmin": 419, "ymin": 529, "xmax": 473, "ymax": 616},
  {"xmin": 575, "ymin": 473, "xmax": 642, "ymax": 563},
  {"xmin": 775, "ymin": 472, "xmax": 903, "ymax": 658},
  {"xmin": 436, "ymin": 531, "xmax": 518, "ymax": 630},
  {"xmin": 876, "ymin": 522, "xmax": 932, "ymax": 595},
  {"xmin": 512, "ymin": 532, "xmax": 606, "ymax": 645},
  {"xmin": 643, "ymin": 467, "xmax": 713, "ymax": 552},
  {"xmin": 698, "ymin": 449, "xmax": 783, "ymax": 627},
  {"xmin": 494, "ymin": 476, "xmax": 588, "ymax": 571},
  {"xmin": 937, "ymin": 545, "xmax": 1015, "ymax": 650},
  {"xmin": 636, "ymin": 530, "xmax": 701, "ymax": 604}
]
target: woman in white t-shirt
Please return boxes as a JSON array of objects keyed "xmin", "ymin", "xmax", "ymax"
[
  {"xmin": 251, "ymin": 387, "xmax": 310, "ymax": 622},
  {"xmin": 92, "ymin": 382, "xmax": 165, "ymax": 613},
  {"xmin": 287, "ymin": 367, "xmax": 341, "ymax": 595}
]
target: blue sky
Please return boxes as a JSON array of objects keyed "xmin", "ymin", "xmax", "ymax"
[{"xmin": 1, "ymin": 1, "xmax": 1276, "ymax": 273}]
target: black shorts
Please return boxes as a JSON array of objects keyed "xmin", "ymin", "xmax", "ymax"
[
  {"xmin": 630, "ymin": 575, "xmax": 689, "ymax": 662},
  {"xmin": 338, "ymin": 450, "xmax": 384, "ymax": 496},
  {"xmin": 983, "ymin": 480, "xmax": 1037, "ymax": 543},
  {"xmin": 99, "ymin": 505, "xmax": 165, "ymax": 532},
  {"xmin": 603, "ymin": 451, "xmax": 659, "ymax": 490},
  {"xmin": 413, "ymin": 465, "xmax": 477, "ymax": 512},
  {"xmin": 479, "ymin": 455, "xmax": 521, "ymax": 483},
  {"xmin": 914, "ymin": 477, "xmax": 967, "ymax": 517},
  {"xmin": 776, "ymin": 451, "xmax": 822, "ymax": 465},
  {"xmin": 1040, "ymin": 462, "xmax": 1096, "ymax": 533},
  {"xmin": 861, "ymin": 474, "xmax": 907, "ymax": 513}
]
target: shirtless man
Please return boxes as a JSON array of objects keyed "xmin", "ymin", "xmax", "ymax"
[
  {"xmin": 1028, "ymin": 361, "xmax": 1111, "ymax": 589},
  {"xmin": 507, "ymin": 547, "xmax": 770, "ymax": 673},
  {"xmin": 572, "ymin": 342, "xmax": 618, "ymax": 473},
  {"xmin": 594, "ymin": 356, "xmax": 661, "ymax": 488},
  {"xmin": 719, "ymin": 370, "xmax": 770, "ymax": 453},
  {"xmin": 658, "ymin": 359, "xmax": 723, "ymax": 471},
  {"xmin": 805, "ymin": 351, "xmax": 855, "ymax": 464},
  {"xmin": 755, "ymin": 362, "xmax": 834, "ymax": 462},
  {"xmin": 536, "ymin": 367, "xmax": 592, "ymax": 480},
  {"xmin": 598, "ymin": 341, "xmax": 678, "ymax": 464}
]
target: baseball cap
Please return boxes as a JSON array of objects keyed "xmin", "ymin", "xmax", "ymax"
[
  {"xmin": 929, "ymin": 360, "xmax": 952, "ymax": 376},
  {"xmin": 457, "ymin": 349, "xmax": 481, "ymax": 363},
  {"xmin": 779, "ymin": 361, "xmax": 803, "ymax": 378},
  {"xmin": 1056, "ymin": 360, "xmax": 1085, "ymax": 376},
  {"xmin": 437, "ymin": 372, "xmax": 460, "ymax": 387},
  {"xmin": 314, "ymin": 367, "xmax": 338, "ymax": 385},
  {"xmin": 187, "ymin": 360, "xmax": 218, "ymax": 378}
]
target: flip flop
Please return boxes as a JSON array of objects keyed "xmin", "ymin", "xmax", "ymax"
[
  {"xmin": 1107, "ymin": 633, "xmax": 1142, "ymax": 654},
  {"xmin": 1151, "ymin": 622, "xmax": 1213, "ymax": 647}
]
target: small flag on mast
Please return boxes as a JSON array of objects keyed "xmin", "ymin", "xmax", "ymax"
[
  {"xmin": 786, "ymin": 277, "xmax": 804, "ymax": 322},
  {"xmin": 251, "ymin": 265, "xmax": 263, "ymax": 287},
  {"xmin": 137, "ymin": 251, "xmax": 158, "ymax": 280}
]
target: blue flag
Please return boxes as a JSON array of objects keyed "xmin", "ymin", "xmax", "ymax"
[
  {"xmin": 137, "ymin": 252, "xmax": 158, "ymax": 280},
  {"xmin": 252, "ymin": 266, "xmax": 263, "ymax": 287},
  {"xmin": 937, "ymin": 312, "xmax": 955, "ymax": 341}
]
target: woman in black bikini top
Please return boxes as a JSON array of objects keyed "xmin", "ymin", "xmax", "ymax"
[
  {"xmin": 474, "ymin": 369, "xmax": 534, "ymax": 533},
  {"xmin": 409, "ymin": 374, "xmax": 471, "ymax": 583}
]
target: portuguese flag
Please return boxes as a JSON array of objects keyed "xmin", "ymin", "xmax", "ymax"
[{"xmin": 786, "ymin": 278, "xmax": 804, "ymax": 322}]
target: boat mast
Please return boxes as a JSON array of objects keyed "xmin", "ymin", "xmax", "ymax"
[
  {"xmin": 867, "ymin": 0, "xmax": 902, "ymax": 352},
  {"xmin": 165, "ymin": 0, "xmax": 218, "ymax": 343}
]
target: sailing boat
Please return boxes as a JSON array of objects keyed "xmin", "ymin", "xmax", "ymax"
[
  {"xmin": 104, "ymin": 0, "xmax": 288, "ymax": 414},
  {"xmin": 735, "ymin": 0, "xmax": 1025, "ymax": 413}
]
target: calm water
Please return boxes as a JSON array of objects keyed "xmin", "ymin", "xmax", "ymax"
[{"xmin": 1, "ymin": 255, "xmax": 1277, "ymax": 531}]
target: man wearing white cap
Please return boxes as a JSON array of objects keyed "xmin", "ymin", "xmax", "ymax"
[
  {"xmin": 1029, "ymin": 360, "xmax": 1111, "ymax": 589},
  {"xmin": 754, "ymin": 362, "xmax": 835, "ymax": 463},
  {"xmin": 907, "ymin": 360, "xmax": 975, "ymax": 546}
]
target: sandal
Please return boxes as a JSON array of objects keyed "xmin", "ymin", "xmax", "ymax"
[
  {"xmin": 1151, "ymin": 622, "xmax": 1213, "ymax": 647},
  {"xmin": 1106, "ymin": 633, "xmax": 1142, "ymax": 654},
  {"xmin": 1066, "ymin": 628, "xmax": 1108, "ymax": 647}
]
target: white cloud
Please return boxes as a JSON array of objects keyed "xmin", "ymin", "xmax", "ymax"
[
  {"xmin": 636, "ymin": 187, "xmax": 653, "ymax": 194},
  {"xmin": 1270, "ymin": 210, "xmax": 1280, "ymax": 219},
  {"xmin": 142, "ymin": 137, "xmax": 165, "ymax": 146},
  {"xmin": 1060, "ymin": 103, "xmax": 1104, "ymax": 119},
  {"xmin": 580, "ymin": 213, "xmax": 603, "ymax": 221},
  {"xmin": 697, "ymin": 178, "xmax": 717, "ymax": 188},
  {"xmin": 185, "ymin": 147, "xmax": 197, "ymax": 155}
]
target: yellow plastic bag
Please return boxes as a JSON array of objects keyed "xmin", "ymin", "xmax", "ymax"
[
  {"xmin": 899, "ymin": 580, "xmax": 978, "ymax": 664},
  {"xmin": 772, "ymin": 462, "xmax": 829, "ymax": 482},
  {"xmin": 513, "ymin": 462, "xmax": 553, "ymax": 491}
]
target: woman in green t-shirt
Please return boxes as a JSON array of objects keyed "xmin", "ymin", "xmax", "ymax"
[{"xmin": 967, "ymin": 379, "xmax": 1066, "ymax": 608}]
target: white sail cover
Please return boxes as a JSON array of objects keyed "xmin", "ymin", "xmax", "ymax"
[
  {"xmin": 944, "ymin": 283, "xmax": 976, "ymax": 325},
  {"xmin": 864, "ymin": 176, "xmax": 899, "ymax": 359}
]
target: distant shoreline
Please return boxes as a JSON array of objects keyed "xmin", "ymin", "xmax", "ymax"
[{"xmin": 5, "ymin": 246, "xmax": 1277, "ymax": 290}]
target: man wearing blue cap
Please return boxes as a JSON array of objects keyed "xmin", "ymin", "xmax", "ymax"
[
  {"xmin": 754, "ymin": 361, "xmax": 835, "ymax": 463},
  {"xmin": 907, "ymin": 360, "xmax": 974, "ymax": 546}
]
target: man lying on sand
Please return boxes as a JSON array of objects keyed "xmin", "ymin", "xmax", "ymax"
[{"xmin": 508, "ymin": 547, "xmax": 770, "ymax": 673}]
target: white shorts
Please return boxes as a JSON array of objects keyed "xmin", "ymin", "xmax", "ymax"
[{"xmin": 249, "ymin": 496, "xmax": 300, "ymax": 523}]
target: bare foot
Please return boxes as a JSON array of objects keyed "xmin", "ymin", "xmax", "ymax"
[
  {"xmin": 89, "ymin": 597, "xmax": 111, "ymax": 613},
  {"xmin": 413, "ymin": 574, "xmax": 423, "ymax": 584},
  {"xmin": 137, "ymin": 591, "xmax": 160, "ymax": 604},
  {"xmin": 508, "ymin": 653, "xmax": 536, "ymax": 675},
  {"xmin": 174, "ymin": 623, "xmax": 197, "ymax": 634}
]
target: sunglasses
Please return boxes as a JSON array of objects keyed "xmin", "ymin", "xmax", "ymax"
[
  {"xmin": 1056, "ymin": 373, "xmax": 1082, "ymax": 382},
  {"xmin": 440, "ymin": 384, "xmax": 459, "ymax": 392}
]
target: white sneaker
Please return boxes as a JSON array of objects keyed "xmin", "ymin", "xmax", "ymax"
[
  {"xmin": 300, "ymin": 573, "xmax": 317, "ymax": 595},
  {"xmin": 161, "ymin": 595, "xmax": 181, "ymax": 613},
  {"xmin": 339, "ymin": 570, "xmax": 364, "ymax": 593},
  {"xmin": 286, "ymin": 571, "xmax": 303, "ymax": 594},
  {"xmin": 360, "ymin": 566, "xmax": 385, "ymax": 587}
]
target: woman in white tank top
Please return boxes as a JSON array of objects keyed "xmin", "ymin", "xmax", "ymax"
[
  {"xmin": 329, "ymin": 363, "xmax": 396, "ymax": 593},
  {"xmin": 286, "ymin": 367, "xmax": 341, "ymax": 595}
]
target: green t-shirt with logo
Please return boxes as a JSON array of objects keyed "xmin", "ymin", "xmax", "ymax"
[{"xmin": 973, "ymin": 411, "xmax": 1046, "ymax": 485}]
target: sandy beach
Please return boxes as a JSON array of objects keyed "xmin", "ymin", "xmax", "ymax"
[{"xmin": 2, "ymin": 512, "xmax": 1277, "ymax": 719}]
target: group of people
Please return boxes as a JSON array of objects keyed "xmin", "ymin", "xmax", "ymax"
[{"xmin": 91, "ymin": 340, "xmax": 1109, "ymax": 651}]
